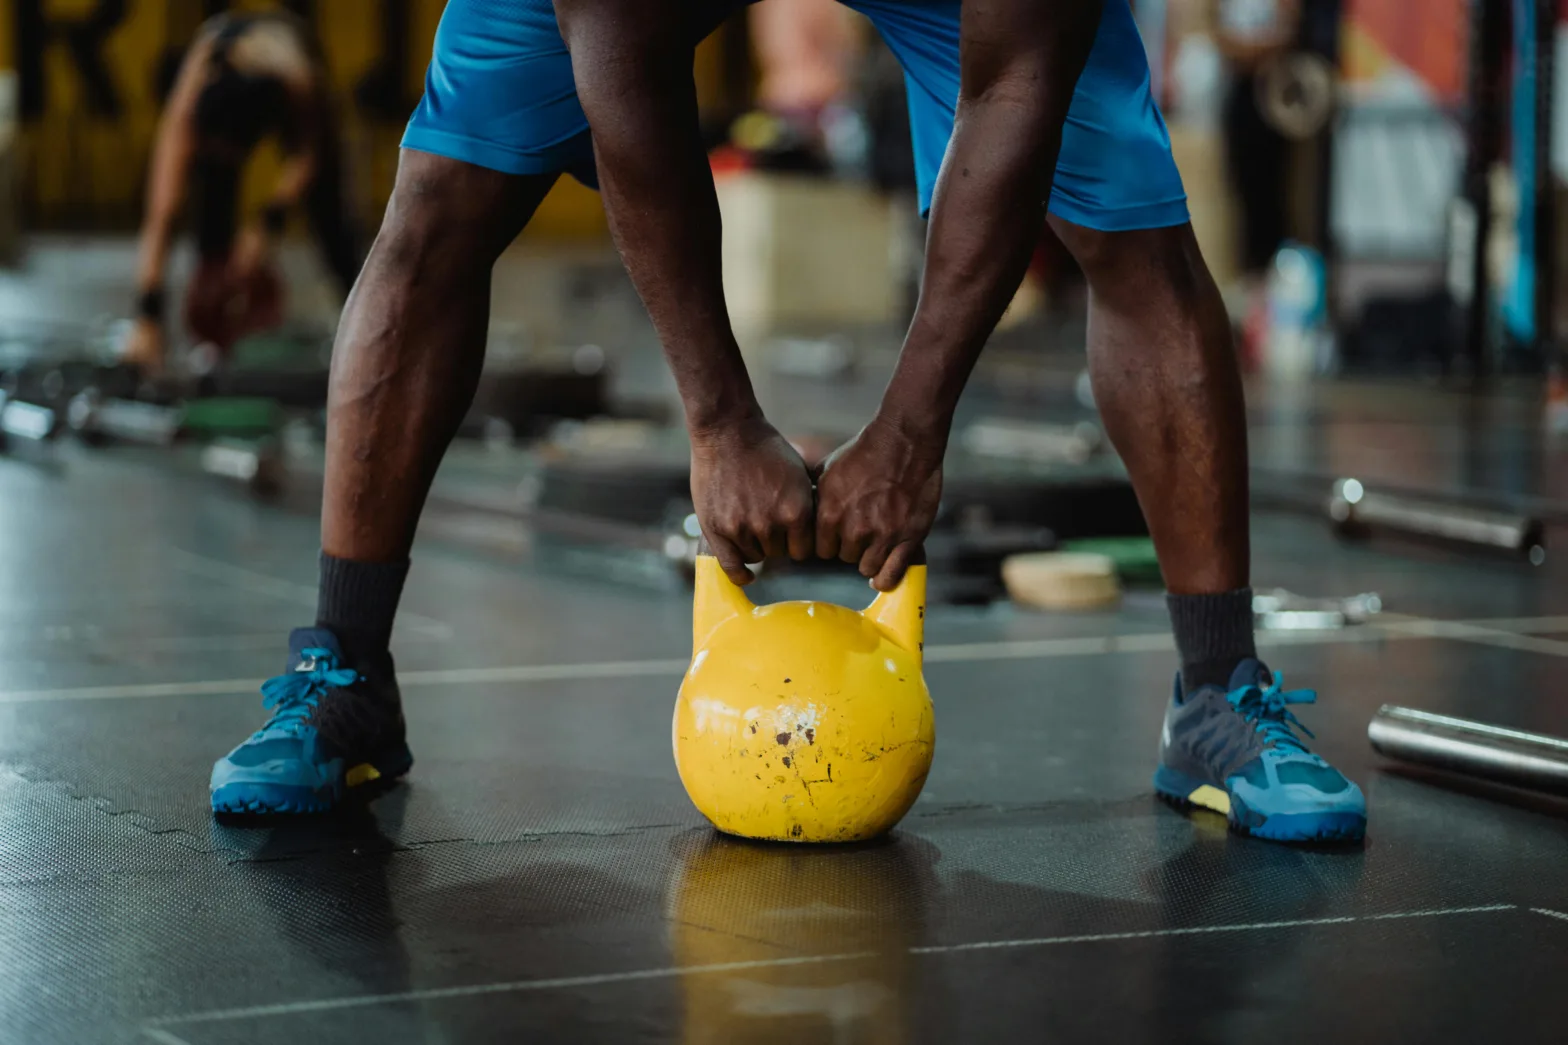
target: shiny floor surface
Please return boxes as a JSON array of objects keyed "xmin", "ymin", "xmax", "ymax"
[{"xmin": 3, "ymin": 433, "xmax": 1568, "ymax": 1045}]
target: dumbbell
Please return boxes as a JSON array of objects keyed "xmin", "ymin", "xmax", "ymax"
[
  {"xmin": 200, "ymin": 438, "xmax": 286, "ymax": 497},
  {"xmin": 68, "ymin": 391, "xmax": 182, "ymax": 447},
  {"xmin": 0, "ymin": 388, "xmax": 62, "ymax": 448}
]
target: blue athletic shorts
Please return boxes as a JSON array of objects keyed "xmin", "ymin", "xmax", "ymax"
[{"xmin": 402, "ymin": 0, "xmax": 1188, "ymax": 231}]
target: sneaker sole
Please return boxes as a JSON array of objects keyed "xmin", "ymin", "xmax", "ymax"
[
  {"xmin": 1153, "ymin": 765, "xmax": 1365, "ymax": 844},
  {"xmin": 211, "ymin": 744, "xmax": 414, "ymax": 816}
]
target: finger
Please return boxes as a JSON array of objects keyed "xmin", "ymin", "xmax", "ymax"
[
  {"xmin": 787, "ymin": 510, "xmax": 813, "ymax": 561},
  {"xmin": 815, "ymin": 511, "xmax": 841, "ymax": 561},
  {"xmin": 858, "ymin": 537, "xmax": 895, "ymax": 581},
  {"xmin": 759, "ymin": 522, "xmax": 789, "ymax": 562},
  {"xmin": 838, "ymin": 530, "xmax": 869, "ymax": 566},
  {"xmin": 707, "ymin": 533, "xmax": 754, "ymax": 586},
  {"xmin": 733, "ymin": 528, "xmax": 766, "ymax": 565},
  {"xmin": 871, "ymin": 541, "xmax": 920, "ymax": 592}
]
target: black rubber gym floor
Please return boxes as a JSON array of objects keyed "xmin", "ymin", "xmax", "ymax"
[{"xmin": 5, "ymin": 394, "xmax": 1568, "ymax": 1045}]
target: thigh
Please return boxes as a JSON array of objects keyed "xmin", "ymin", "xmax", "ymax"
[
  {"xmin": 380, "ymin": 150, "xmax": 559, "ymax": 263},
  {"xmin": 1050, "ymin": 0, "xmax": 1188, "ymax": 231},
  {"xmin": 837, "ymin": 0, "xmax": 959, "ymax": 217},
  {"xmin": 402, "ymin": 0, "xmax": 599, "ymax": 185},
  {"xmin": 404, "ymin": 0, "xmax": 748, "ymax": 188},
  {"xmin": 842, "ymin": 0, "xmax": 1189, "ymax": 232},
  {"xmin": 1047, "ymin": 218, "xmax": 1209, "ymax": 307}
]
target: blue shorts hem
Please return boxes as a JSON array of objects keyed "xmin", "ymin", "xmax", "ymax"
[
  {"xmin": 1047, "ymin": 194, "xmax": 1190, "ymax": 232},
  {"xmin": 401, "ymin": 124, "xmax": 597, "ymax": 185}
]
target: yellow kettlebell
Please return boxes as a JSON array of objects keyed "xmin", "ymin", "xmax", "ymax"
[{"xmin": 673, "ymin": 555, "xmax": 935, "ymax": 843}]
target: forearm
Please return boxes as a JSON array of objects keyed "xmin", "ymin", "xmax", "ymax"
[
  {"xmin": 879, "ymin": 0, "xmax": 1104, "ymax": 437},
  {"xmin": 135, "ymin": 218, "xmax": 175, "ymax": 299},
  {"xmin": 135, "ymin": 130, "xmax": 193, "ymax": 298},
  {"xmin": 881, "ymin": 96, "xmax": 1050, "ymax": 434},
  {"xmin": 558, "ymin": 1, "xmax": 757, "ymax": 434}
]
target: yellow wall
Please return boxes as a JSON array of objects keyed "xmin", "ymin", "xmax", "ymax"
[{"xmin": 0, "ymin": 0, "xmax": 615, "ymax": 240}]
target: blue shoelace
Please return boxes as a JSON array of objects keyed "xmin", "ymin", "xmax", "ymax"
[
  {"xmin": 254, "ymin": 647, "xmax": 360, "ymax": 739},
  {"xmin": 1227, "ymin": 672, "xmax": 1317, "ymax": 753}
]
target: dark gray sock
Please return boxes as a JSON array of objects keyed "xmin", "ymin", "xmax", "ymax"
[
  {"xmin": 316, "ymin": 552, "xmax": 410, "ymax": 659},
  {"xmin": 1166, "ymin": 588, "xmax": 1257, "ymax": 694}
]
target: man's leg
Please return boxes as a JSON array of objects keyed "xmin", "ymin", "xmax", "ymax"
[
  {"xmin": 321, "ymin": 153, "xmax": 553, "ymax": 569},
  {"xmin": 1049, "ymin": 218, "xmax": 1255, "ymax": 687},
  {"xmin": 1051, "ymin": 218, "xmax": 1363, "ymax": 842},
  {"xmin": 314, "ymin": 153, "xmax": 555, "ymax": 653},
  {"xmin": 1019, "ymin": 2, "xmax": 1363, "ymax": 842},
  {"xmin": 209, "ymin": 154, "xmax": 555, "ymax": 815},
  {"xmin": 211, "ymin": 0, "xmax": 602, "ymax": 815}
]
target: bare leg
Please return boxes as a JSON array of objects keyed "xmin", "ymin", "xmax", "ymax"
[
  {"xmin": 1054, "ymin": 221, "xmax": 1366, "ymax": 842},
  {"xmin": 1048, "ymin": 218, "xmax": 1249, "ymax": 595},
  {"xmin": 321, "ymin": 151, "xmax": 557, "ymax": 561},
  {"xmin": 210, "ymin": 153, "xmax": 561, "ymax": 813}
]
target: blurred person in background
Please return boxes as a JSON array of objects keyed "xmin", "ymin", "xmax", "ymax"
[
  {"xmin": 751, "ymin": 0, "xmax": 860, "ymax": 120},
  {"xmin": 724, "ymin": 0, "xmax": 862, "ymax": 172},
  {"xmin": 124, "ymin": 9, "xmax": 361, "ymax": 372},
  {"xmin": 1215, "ymin": 0, "xmax": 1301, "ymax": 295}
]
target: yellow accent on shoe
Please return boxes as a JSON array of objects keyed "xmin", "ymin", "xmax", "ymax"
[
  {"xmin": 345, "ymin": 763, "xmax": 381, "ymax": 788},
  {"xmin": 1188, "ymin": 784, "xmax": 1231, "ymax": 814}
]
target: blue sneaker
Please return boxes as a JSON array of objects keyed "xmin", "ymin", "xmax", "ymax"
[
  {"xmin": 1153, "ymin": 659, "xmax": 1366, "ymax": 843},
  {"xmin": 210, "ymin": 628, "xmax": 413, "ymax": 814}
]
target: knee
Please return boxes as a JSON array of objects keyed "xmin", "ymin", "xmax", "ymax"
[
  {"xmin": 1054, "ymin": 221, "xmax": 1209, "ymax": 306},
  {"xmin": 375, "ymin": 156, "xmax": 514, "ymax": 277}
]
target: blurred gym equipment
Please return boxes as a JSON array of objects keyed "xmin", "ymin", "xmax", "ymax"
[
  {"xmin": 1329, "ymin": 477, "xmax": 1546, "ymax": 563},
  {"xmin": 1370, "ymin": 705, "xmax": 1568, "ymax": 797},
  {"xmin": 1257, "ymin": 51, "xmax": 1336, "ymax": 141}
]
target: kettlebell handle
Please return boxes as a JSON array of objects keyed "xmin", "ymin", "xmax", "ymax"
[
  {"xmin": 690, "ymin": 552, "xmax": 926, "ymax": 657},
  {"xmin": 694, "ymin": 538, "xmax": 926, "ymax": 572}
]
